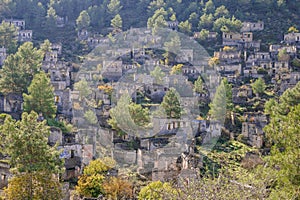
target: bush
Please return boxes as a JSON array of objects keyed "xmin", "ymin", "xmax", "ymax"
[{"xmin": 47, "ymin": 118, "xmax": 74, "ymax": 133}]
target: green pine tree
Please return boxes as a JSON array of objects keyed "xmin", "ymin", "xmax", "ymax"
[
  {"xmin": 161, "ymin": 88, "xmax": 182, "ymax": 119},
  {"xmin": 76, "ymin": 10, "xmax": 90, "ymax": 31},
  {"xmin": 23, "ymin": 72, "xmax": 57, "ymax": 119},
  {"xmin": 111, "ymin": 14, "xmax": 122, "ymax": 32},
  {"xmin": 209, "ymin": 81, "xmax": 226, "ymax": 122},
  {"xmin": 223, "ymin": 78, "xmax": 233, "ymax": 111},
  {"xmin": 251, "ymin": 78, "xmax": 266, "ymax": 97},
  {"xmin": 74, "ymin": 79, "xmax": 92, "ymax": 100},
  {"xmin": 0, "ymin": 21, "xmax": 18, "ymax": 53},
  {"xmin": 108, "ymin": 93, "xmax": 150, "ymax": 135},
  {"xmin": 194, "ymin": 76, "xmax": 205, "ymax": 93},
  {"xmin": 107, "ymin": 0, "xmax": 122, "ymax": 15},
  {"xmin": 0, "ymin": 42, "xmax": 43, "ymax": 94},
  {"xmin": 150, "ymin": 66, "xmax": 165, "ymax": 84},
  {"xmin": 263, "ymin": 81, "xmax": 300, "ymax": 199},
  {"xmin": 0, "ymin": 111, "xmax": 63, "ymax": 199},
  {"xmin": 84, "ymin": 109, "xmax": 98, "ymax": 125}
]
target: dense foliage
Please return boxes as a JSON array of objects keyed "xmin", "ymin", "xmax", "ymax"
[
  {"xmin": 0, "ymin": 0, "xmax": 298, "ymax": 53},
  {"xmin": 0, "ymin": 0, "xmax": 299, "ymax": 199},
  {"xmin": 0, "ymin": 111, "xmax": 63, "ymax": 198}
]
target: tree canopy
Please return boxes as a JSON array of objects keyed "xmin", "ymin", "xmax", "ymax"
[
  {"xmin": 251, "ymin": 78, "xmax": 266, "ymax": 96},
  {"xmin": 76, "ymin": 10, "xmax": 90, "ymax": 31},
  {"xmin": 161, "ymin": 87, "xmax": 182, "ymax": 119},
  {"xmin": 108, "ymin": 93, "xmax": 150, "ymax": 135},
  {"xmin": 0, "ymin": 42, "xmax": 44, "ymax": 94},
  {"xmin": 23, "ymin": 71, "xmax": 57, "ymax": 119},
  {"xmin": 111, "ymin": 14, "xmax": 122, "ymax": 32},
  {"xmin": 0, "ymin": 21, "xmax": 17, "ymax": 53},
  {"xmin": 150, "ymin": 66, "xmax": 165, "ymax": 84},
  {"xmin": 0, "ymin": 111, "xmax": 63, "ymax": 199},
  {"xmin": 194, "ymin": 76, "xmax": 205, "ymax": 94},
  {"xmin": 138, "ymin": 181, "xmax": 178, "ymax": 200},
  {"xmin": 76, "ymin": 157, "xmax": 116, "ymax": 198},
  {"xmin": 263, "ymin": 82, "xmax": 300, "ymax": 199},
  {"xmin": 0, "ymin": 111, "xmax": 62, "ymax": 173},
  {"xmin": 209, "ymin": 80, "xmax": 226, "ymax": 122}
]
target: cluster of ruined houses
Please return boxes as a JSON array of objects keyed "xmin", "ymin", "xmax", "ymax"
[
  {"xmin": 1, "ymin": 18, "xmax": 300, "ymax": 191},
  {"xmin": 3, "ymin": 19, "xmax": 33, "ymax": 42},
  {"xmin": 88, "ymin": 22, "xmax": 299, "ymax": 181},
  {"xmin": 0, "ymin": 19, "xmax": 33, "ymax": 66},
  {"xmin": 212, "ymin": 21, "xmax": 300, "ymax": 148}
]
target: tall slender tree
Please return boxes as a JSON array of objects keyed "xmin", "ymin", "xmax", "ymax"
[
  {"xmin": 111, "ymin": 14, "xmax": 122, "ymax": 32},
  {"xmin": 107, "ymin": 0, "xmax": 122, "ymax": 15},
  {"xmin": 150, "ymin": 66, "xmax": 165, "ymax": 84},
  {"xmin": 209, "ymin": 81, "xmax": 226, "ymax": 123},
  {"xmin": 76, "ymin": 10, "xmax": 90, "ymax": 31},
  {"xmin": 23, "ymin": 71, "xmax": 57, "ymax": 119},
  {"xmin": 161, "ymin": 88, "xmax": 182, "ymax": 119},
  {"xmin": 194, "ymin": 76, "xmax": 205, "ymax": 94}
]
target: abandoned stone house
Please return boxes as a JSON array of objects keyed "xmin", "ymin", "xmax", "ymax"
[
  {"xmin": 284, "ymin": 32, "xmax": 300, "ymax": 45},
  {"xmin": 243, "ymin": 40, "xmax": 261, "ymax": 50},
  {"xmin": 214, "ymin": 48, "xmax": 241, "ymax": 64},
  {"xmin": 167, "ymin": 20, "xmax": 179, "ymax": 31},
  {"xmin": 222, "ymin": 32, "xmax": 242, "ymax": 46},
  {"xmin": 193, "ymin": 31, "xmax": 217, "ymax": 40},
  {"xmin": 176, "ymin": 49, "xmax": 194, "ymax": 63},
  {"xmin": 4, "ymin": 19, "xmax": 25, "ymax": 30},
  {"xmin": 232, "ymin": 85, "xmax": 253, "ymax": 105},
  {"xmin": 246, "ymin": 52, "xmax": 271, "ymax": 63},
  {"xmin": 245, "ymin": 52, "xmax": 273, "ymax": 75},
  {"xmin": 196, "ymin": 120, "xmax": 222, "ymax": 144},
  {"xmin": 134, "ymin": 118, "xmax": 220, "ymax": 181},
  {"xmin": 222, "ymin": 32, "xmax": 253, "ymax": 45},
  {"xmin": 56, "ymin": 16, "xmax": 68, "ymax": 28},
  {"xmin": 78, "ymin": 29, "xmax": 89, "ymax": 41},
  {"xmin": 241, "ymin": 112, "xmax": 267, "ymax": 148},
  {"xmin": 0, "ymin": 47, "xmax": 6, "ymax": 66},
  {"xmin": 241, "ymin": 21, "xmax": 264, "ymax": 32},
  {"xmin": 243, "ymin": 66, "xmax": 265, "ymax": 78},
  {"xmin": 125, "ymin": 28, "xmax": 162, "ymax": 47},
  {"xmin": 275, "ymin": 71, "xmax": 300, "ymax": 95},
  {"xmin": 87, "ymin": 36, "xmax": 102, "ymax": 47},
  {"xmin": 18, "ymin": 29, "xmax": 32, "ymax": 42},
  {"xmin": 70, "ymin": 90, "xmax": 85, "ymax": 126},
  {"xmin": 54, "ymin": 88, "xmax": 72, "ymax": 118},
  {"xmin": 269, "ymin": 44, "xmax": 297, "ymax": 59},
  {"xmin": 102, "ymin": 60, "xmax": 123, "ymax": 81},
  {"xmin": 218, "ymin": 64, "xmax": 242, "ymax": 78},
  {"xmin": 3, "ymin": 19, "xmax": 33, "ymax": 42},
  {"xmin": 222, "ymin": 31, "xmax": 261, "ymax": 50},
  {"xmin": 274, "ymin": 60, "xmax": 290, "ymax": 74},
  {"xmin": 45, "ymin": 51, "xmax": 58, "ymax": 63},
  {"xmin": 48, "ymin": 128, "xmax": 83, "ymax": 181},
  {"xmin": 48, "ymin": 62, "xmax": 71, "ymax": 85},
  {"xmin": 0, "ymin": 93, "xmax": 23, "ymax": 119},
  {"xmin": 281, "ymin": 45, "xmax": 297, "ymax": 55},
  {"xmin": 182, "ymin": 65, "xmax": 200, "ymax": 80}
]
